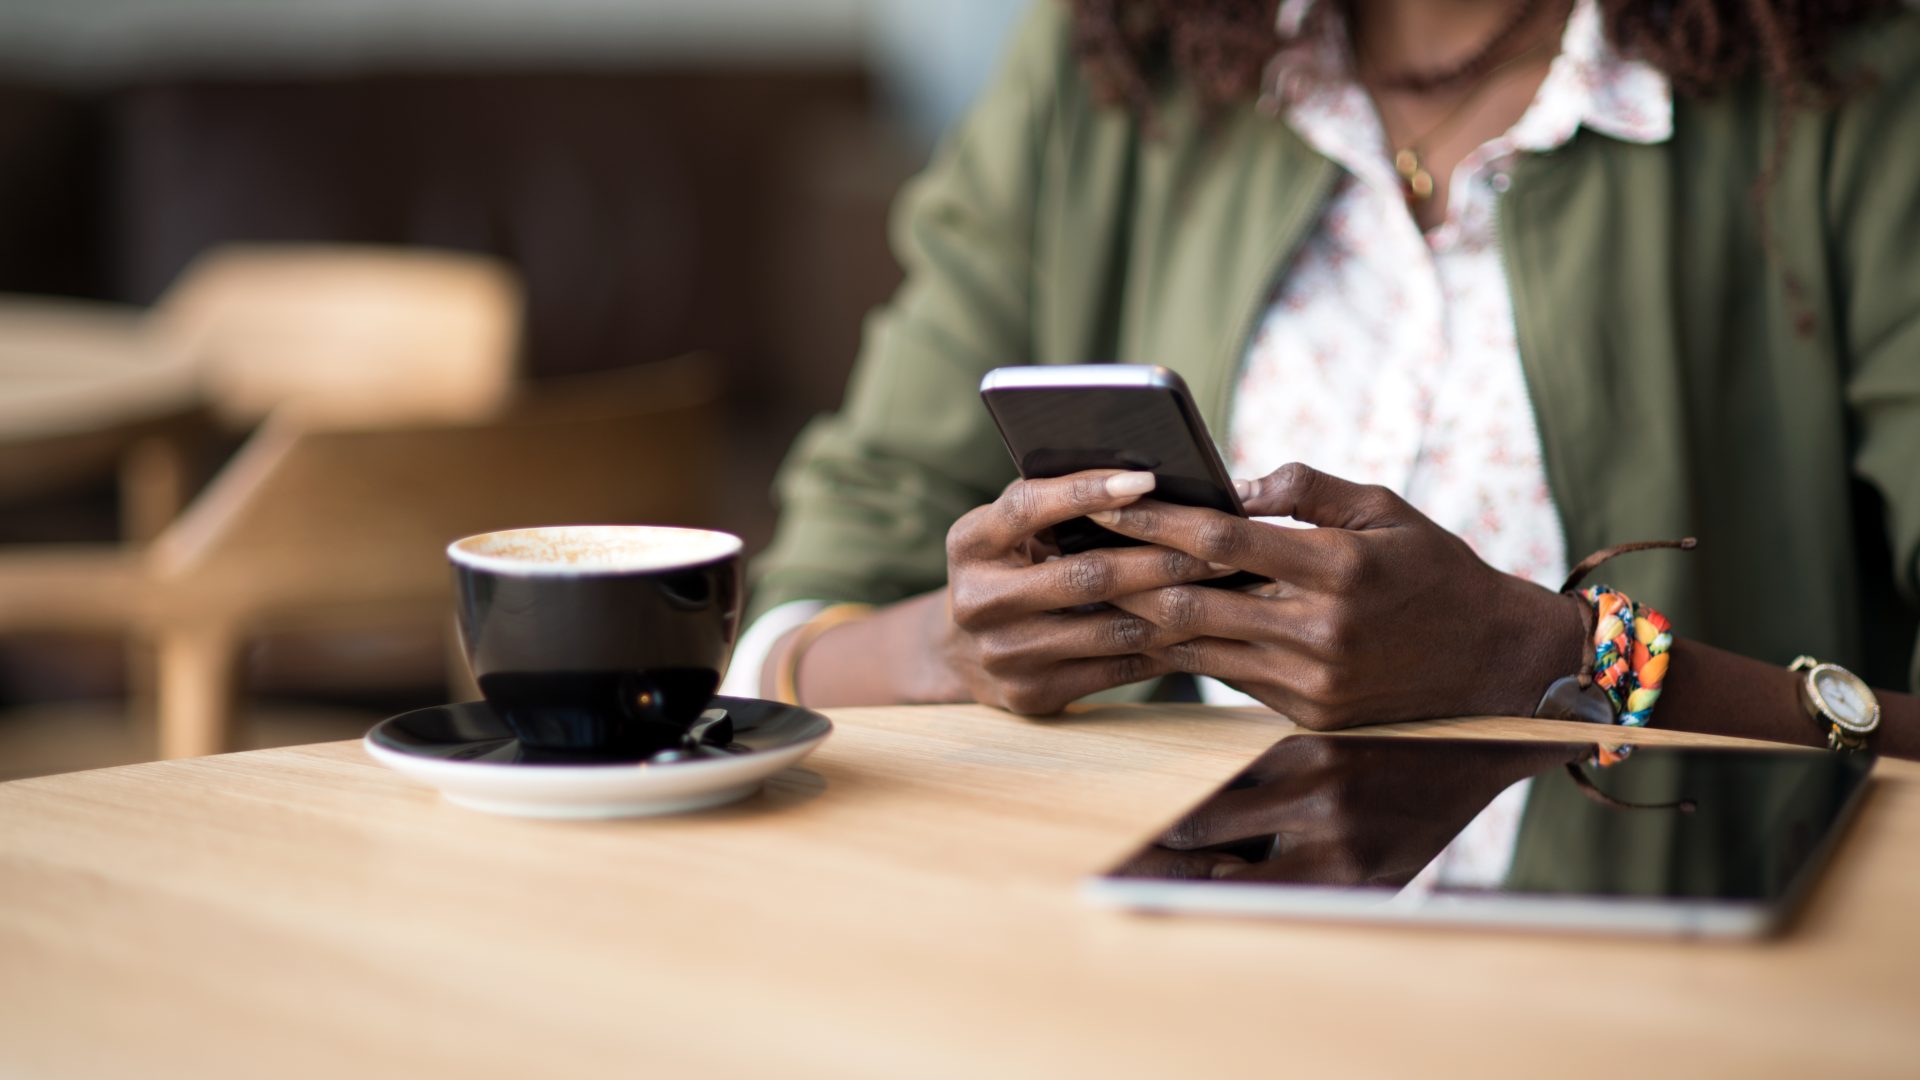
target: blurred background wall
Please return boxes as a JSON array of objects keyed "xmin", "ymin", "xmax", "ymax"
[
  {"xmin": 0, "ymin": 0, "xmax": 1023, "ymax": 509},
  {"xmin": 0, "ymin": 0, "xmax": 1026, "ymax": 773}
]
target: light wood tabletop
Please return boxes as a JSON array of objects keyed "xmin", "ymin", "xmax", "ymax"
[{"xmin": 2, "ymin": 704, "xmax": 1916, "ymax": 1079}]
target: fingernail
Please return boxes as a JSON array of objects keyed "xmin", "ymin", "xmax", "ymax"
[
  {"xmin": 1232, "ymin": 479, "xmax": 1252, "ymax": 499},
  {"xmin": 1088, "ymin": 510, "xmax": 1118, "ymax": 525},
  {"xmin": 1104, "ymin": 471, "xmax": 1156, "ymax": 497},
  {"xmin": 1207, "ymin": 562, "xmax": 1234, "ymax": 573}
]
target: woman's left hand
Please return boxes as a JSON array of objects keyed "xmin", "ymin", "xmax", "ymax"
[{"xmin": 1089, "ymin": 463, "xmax": 1582, "ymax": 730}]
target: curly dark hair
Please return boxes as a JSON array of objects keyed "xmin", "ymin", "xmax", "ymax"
[{"xmin": 1068, "ymin": 0, "xmax": 1894, "ymax": 113}]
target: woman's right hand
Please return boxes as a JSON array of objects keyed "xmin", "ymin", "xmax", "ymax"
[
  {"xmin": 782, "ymin": 470, "xmax": 1226, "ymax": 712},
  {"xmin": 931, "ymin": 469, "xmax": 1235, "ymax": 714}
]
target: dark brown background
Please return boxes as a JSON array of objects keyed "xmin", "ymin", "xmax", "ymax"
[
  {"xmin": 0, "ymin": 66, "xmax": 918, "ymax": 714},
  {"xmin": 0, "ymin": 68, "xmax": 915, "ymax": 547}
]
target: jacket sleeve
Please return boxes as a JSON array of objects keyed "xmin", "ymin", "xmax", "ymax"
[
  {"xmin": 1829, "ymin": 13, "xmax": 1920, "ymax": 691},
  {"xmin": 744, "ymin": 2, "xmax": 1070, "ymax": 620}
]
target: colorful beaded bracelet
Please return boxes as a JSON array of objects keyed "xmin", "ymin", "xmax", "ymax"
[{"xmin": 1583, "ymin": 584, "xmax": 1674, "ymax": 728}]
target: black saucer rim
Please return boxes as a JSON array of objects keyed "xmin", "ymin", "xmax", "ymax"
[{"xmin": 365, "ymin": 694, "xmax": 832, "ymax": 769}]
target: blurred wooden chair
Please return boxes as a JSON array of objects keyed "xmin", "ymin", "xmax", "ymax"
[
  {"xmin": 149, "ymin": 243, "xmax": 521, "ymax": 430},
  {"xmin": 1, "ymin": 243, "xmax": 531, "ymax": 758},
  {"xmin": 0, "ymin": 356, "xmax": 722, "ymax": 758},
  {"xmin": 1, "ymin": 244, "xmax": 521, "ymax": 544},
  {"xmin": 0, "ymin": 295, "xmax": 206, "ymax": 543}
]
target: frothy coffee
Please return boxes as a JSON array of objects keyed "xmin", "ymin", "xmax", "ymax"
[{"xmin": 449, "ymin": 525, "xmax": 742, "ymax": 577}]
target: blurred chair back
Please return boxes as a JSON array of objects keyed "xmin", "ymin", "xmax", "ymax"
[
  {"xmin": 150, "ymin": 354, "xmax": 721, "ymax": 604},
  {"xmin": 149, "ymin": 244, "xmax": 521, "ymax": 429}
]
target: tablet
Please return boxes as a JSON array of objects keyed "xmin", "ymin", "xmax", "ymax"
[{"xmin": 1084, "ymin": 735, "xmax": 1874, "ymax": 937}]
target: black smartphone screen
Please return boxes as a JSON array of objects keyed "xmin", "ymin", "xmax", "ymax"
[{"xmin": 980, "ymin": 366, "xmax": 1258, "ymax": 585}]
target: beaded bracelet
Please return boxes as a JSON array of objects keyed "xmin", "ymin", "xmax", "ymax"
[
  {"xmin": 1582, "ymin": 585, "xmax": 1674, "ymax": 728},
  {"xmin": 1535, "ymin": 536, "xmax": 1693, "ymax": 729}
]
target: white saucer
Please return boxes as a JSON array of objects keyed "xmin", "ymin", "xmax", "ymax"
[{"xmin": 362, "ymin": 695, "xmax": 831, "ymax": 819}]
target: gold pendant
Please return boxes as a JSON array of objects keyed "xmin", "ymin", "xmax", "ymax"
[{"xmin": 1393, "ymin": 147, "xmax": 1434, "ymax": 202}]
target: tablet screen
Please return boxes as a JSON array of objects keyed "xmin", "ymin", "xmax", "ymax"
[{"xmin": 1087, "ymin": 736, "xmax": 1873, "ymax": 937}]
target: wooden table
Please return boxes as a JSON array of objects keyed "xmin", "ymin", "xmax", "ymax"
[{"xmin": 2, "ymin": 705, "xmax": 1916, "ymax": 1078}]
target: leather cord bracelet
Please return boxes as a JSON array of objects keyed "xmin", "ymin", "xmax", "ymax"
[
  {"xmin": 771, "ymin": 602, "xmax": 875, "ymax": 706},
  {"xmin": 1533, "ymin": 537, "xmax": 1695, "ymax": 726}
]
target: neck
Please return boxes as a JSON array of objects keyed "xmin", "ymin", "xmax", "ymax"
[{"xmin": 1350, "ymin": 0, "xmax": 1550, "ymax": 83}]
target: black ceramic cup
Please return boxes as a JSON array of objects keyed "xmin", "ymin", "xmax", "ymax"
[{"xmin": 448, "ymin": 525, "xmax": 743, "ymax": 756}]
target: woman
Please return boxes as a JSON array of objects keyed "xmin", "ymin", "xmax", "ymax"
[{"xmin": 721, "ymin": 0, "xmax": 1920, "ymax": 757}]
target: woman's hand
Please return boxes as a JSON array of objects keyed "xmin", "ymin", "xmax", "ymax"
[
  {"xmin": 778, "ymin": 469, "xmax": 1231, "ymax": 712},
  {"xmin": 1090, "ymin": 463, "xmax": 1584, "ymax": 729},
  {"xmin": 934, "ymin": 470, "xmax": 1235, "ymax": 714}
]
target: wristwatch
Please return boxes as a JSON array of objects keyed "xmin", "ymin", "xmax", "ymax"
[{"xmin": 1789, "ymin": 655, "xmax": 1880, "ymax": 752}]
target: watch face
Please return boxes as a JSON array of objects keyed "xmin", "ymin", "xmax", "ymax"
[{"xmin": 1812, "ymin": 667, "xmax": 1879, "ymax": 733}]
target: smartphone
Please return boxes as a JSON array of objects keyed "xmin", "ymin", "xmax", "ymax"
[{"xmin": 979, "ymin": 364, "xmax": 1264, "ymax": 588}]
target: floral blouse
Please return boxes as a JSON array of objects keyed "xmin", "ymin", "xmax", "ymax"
[{"xmin": 1228, "ymin": 0, "xmax": 1671, "ymax": 593}]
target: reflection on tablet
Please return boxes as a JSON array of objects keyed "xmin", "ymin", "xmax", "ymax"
[{"xmin": 1088, "ymin": 735, "xmax": 1873, "ymax": 937}]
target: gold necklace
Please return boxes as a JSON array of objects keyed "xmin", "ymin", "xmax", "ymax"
[{"xmin": 1380, "ymin": 38, "xmax": 1556, "ymax": 204}]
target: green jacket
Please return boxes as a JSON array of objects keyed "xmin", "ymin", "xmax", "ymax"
[{"xmin": 751, "ymin": 2, "xmax": 1920, "ymax": 694}]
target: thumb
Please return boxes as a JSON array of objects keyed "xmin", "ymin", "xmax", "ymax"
[{"xmin": 1238, "ymin": 463, "xmax": 1411, "ymax": 530}]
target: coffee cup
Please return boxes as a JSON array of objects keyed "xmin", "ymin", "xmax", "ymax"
[{"xmin": 447, "ymin": 524, "xmax": 743, "ymax": 756}]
